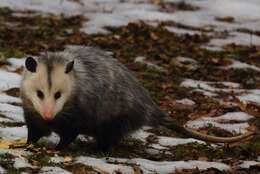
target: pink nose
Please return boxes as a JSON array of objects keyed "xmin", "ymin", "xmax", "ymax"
[{"xmin": 43, "ymin": 111, "xmax": 53, "ymax": 121}]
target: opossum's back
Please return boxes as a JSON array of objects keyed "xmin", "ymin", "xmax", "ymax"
[{"xmin": 70, "ymin": 47, "xmax": 161, "ymax": 124}]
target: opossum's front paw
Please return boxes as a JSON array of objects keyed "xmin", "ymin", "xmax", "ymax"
[
  {"xmin": 55, "ymin": 134, "xmax": 78, "ymax": 150},
  {"xmin": 26, "ymin": 135, "xmax": 41, "ymax": 144},
  {"xmin": 55, "ymin": 142, "xmax": 68, "ymax": 150}
]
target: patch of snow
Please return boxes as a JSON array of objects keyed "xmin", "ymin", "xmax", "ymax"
[
  {"xmin": 165, "ymin": 26, "xmax": 202, "ymax": 36},
  {"xmin": 158, "ymin": 136, "xmax": 204, "ymax": 147},
  {"xmin": 0, "ymin": 0, "xmax": 82, "ymax": 16},
  {"xmin": 0, "ymin": 103, "xmax": 24, "ymax": 122},
  {"xmin": 81, "ymin": 4, "xmax": 173, "ymax": 34},
  {"xmin": 0, "ymin": 126, "xmax": 27, "ymax": 140},
  {"xmin": 0, "ymin": 166, "xmax": 5, "ymax": 173},
  {"xmin": 39, "ymin": 166, "xmax": 72, "ymax": 174},
  {"xmin": 0, "ymin": 70, "xmax": 21, "ymax": 92},
  {"xmin": 211, "ymin": 112, "xmax": 254, "ymax": 122},
  {"xmin": 134, "ymin": 56, "xmax": 166, "ymax": 73},
  {"xmin": 193, "ymin": 89, "xmax": 217, "ymax": 97},
  {"xmin": 175, "ymin": 56, "xmax": 198, "ymax": 64},
  {"xmin": 6, "ymin": 58, "xmax": 25, "ymax": 71},
  {"xmin": 0, "ymin": 117, "xmax": 13, "ymax": 123},
  {"xmin": 223, "ymin": 59, "xmax": 260, "ymax": 72},
  {"xmin": 181, "ymin": 79, "xmax": 241, "ymax": 91},
  {"xmin": 187, "ymin": 120, "xmax": 249, "ymax": 134},
  {"xmin": 186, "ymin": 112, "xmax": 254, "ymax": 134},
  {"xmin": 50, "ymin": 156, "xmax": 65, "ymax": 163},
  {"xmin": 208, "ymin": 32, "xmax": 260, "ymax": 49},
  {"xmin": 181, "ymin": 79, "xmax": 259, "ymax": 98},
  {"xmin": 219, "ymin": 82, "xmax": 241, "ymax": 88},
  {"xmin": 172, "ymin": 0, "xmax": 260, "ymax": 31},
  {"xmin": 108, "ymin": 158, "xmax": 231, "ymax": 173},
  {"xmin": 76, "ymin": 156, "xmax": 134, "ymax": 174},
  {"xmin": 238, "ymin": 93, "xmax": 260, "ymax": 104},
  {"xmin": 131, "ymin": 127, "xmax": 208, "ymax": 149},
  {"xmin": 149, "ymin": 143, "xmax": 168, "ymax": 150},
  {"xmin": 201, "ymin": 45, "xmax": 224, "ymax": 52},
  {"xmin": 239, "ymin": 161, "xmax": 260, "ymax": 168},
  {"xmin": 13, "ymin": 157, "xmax": 33, "ymax": 169},
  {"xmin": 145, "ymin": 148, "xmax": 161, "ymax": 155},
  {"xmin": 175, "ymin": 98, "xmax": 195, "ymax": 106},
  {"xmin": 0, "ymin": 93, "xmax": 21, "ymax": 104}
]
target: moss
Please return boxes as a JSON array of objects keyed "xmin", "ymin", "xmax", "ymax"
[
  {"xmin": 173, "ymin": 142, "xmax": 224, "ymax": 160},
  {"xmin": 240, "ymin": 136, "xmax": 260, "ymax": 157},
  {"xmin": 0, "ymin": 153, "xmax": 15, "ymax": 169},
  {"xmin": 28, "ymin": 153, "xmax": 52, "ymax": 166},
  {"xmin": 0, "ymin": 7, "xmax": 12, "ymax": 16},
  {"xmin": 0, "ymin": 122, "xmax": 24, "ymax": 127},
  {"xmin": 0, "ymin": 48, "xmax": 25, "ymax": 58},
  {"xmin": 0, "ymin": 13, "xmax": 87, "ymax": 58}
]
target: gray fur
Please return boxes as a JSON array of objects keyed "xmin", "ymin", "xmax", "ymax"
[{"xmin": 69, "ymin": 46, "xmax": 160, "ymax": 124}]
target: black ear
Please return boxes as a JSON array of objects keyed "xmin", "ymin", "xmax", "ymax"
[
  {"xmin": 25, "ymin": 57, "xmax": 37, "ymax": 72},
  {"xmin": 65, "ymin": 60, "xmax": 74, "ymax": 73}
]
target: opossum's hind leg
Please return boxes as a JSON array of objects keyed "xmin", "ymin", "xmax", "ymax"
[
  {"xmin": 95, "ymin": 119, "xmax": 126, "ymax": 152},
  {"xmin": 95, "ymin": 113, "xmax": 145, "ymax": 152}
]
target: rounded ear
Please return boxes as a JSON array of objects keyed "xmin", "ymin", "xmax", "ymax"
[
  {"xmin": 65, "ymin": 60, "xmax": 74, "ymax": 73},
  {"xmin": 25, "ymin": 57, "xmax": 37, "ymax": 73}
]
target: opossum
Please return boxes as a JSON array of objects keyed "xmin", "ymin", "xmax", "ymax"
[{"xmin": 20, "ymin": 46, "xmax": 254, "ymax": 150}]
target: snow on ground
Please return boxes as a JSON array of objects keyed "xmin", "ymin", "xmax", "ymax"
[
  {"xmin": 157, "ymin": 136, "xmax": 203, "ymax": 147},
  {"xmin": 76, "ymin": 157, "xmax": 135, "ymax": 174},
  {"xmin": 131, "ymin": 127, "xmax": 206, "ymax": 150},
  {"xmin": 134, "ymin": 56, "xmax": 167, "ymax": 73},
  {"xmin": 0, "ymin": 70, "xmax": 21, "ymax": 91},
  {"xmin": 238, "ymin": 93, "xmax": 260, "ymax": 104},
  {"xmin": 165, "ymin": 26, "xmax": 202, "ymax": 36},
  {"xmin": 0, "ymin": 0, "xmax": 82, "ymax": 16},
  {"xmin": 238, "ymin": 160, "xmax": 260, "ymax": 169},
  {"xmin": 208, "ymin": 31, "xmax": 260, "ymax": 48},
  {"xmin": 1, "ymin": 0, "xmax": 260, "ymax": 49},
  {"xmin": 181, "ymin": 78, "xmax": 260, "ymax": 105},
  {"xmin": 0, "ymin": 126, "xmax": 27, "ymax": 141},
  {"xmin": 39, "ymin": 166, "xmax": 72, "ymax": 174},
  {"xmin": 13, "ymin": 156, "xmax": 33, "ymax": 169},
  {"xmin": 109, "ymin": 158, "xmax": 231, "ymax": 173},
  {"xmin": 222, "ymin": 59, "xmax": 260, "ymax": 72},
  {"xmin": 6, "ymin": 57, "xmax": 25, "ymax": 71},
  {"xmin": 0, "ymin": 166, "xmax": 5, "ymax": 173},
  {"xmin": 76, "ymin": 157, "xmax": 231, "ymax": 174},
  {"xmin": 175, "ymin": 98, "xmax": 195, "ymax": 106},
  {"xmin": 0, "ymin": 103, "xmax": 24, "ymax": 122},
  {"xmin": 186, "ymin": 112, "xmax": 254, "ymax": 134},
  {"xmin": 0, "ymin": 93, "xmax": 21, "ymax": 104}
]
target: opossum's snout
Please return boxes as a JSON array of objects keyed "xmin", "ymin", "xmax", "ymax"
[{"xmin": 42, "ymin": 105, "xmax": 54, "ymax": 121}]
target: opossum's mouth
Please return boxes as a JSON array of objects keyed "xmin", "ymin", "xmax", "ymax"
[{"xmin": 43, "ymin": 117, "xmax": 54, "ymax": 122}]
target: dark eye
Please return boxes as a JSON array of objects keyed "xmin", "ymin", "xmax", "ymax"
[
  {"xmin": 54, "ymin": 91, "xmax": 61, "ymax": 100},
  {"xmin": 36, "ymin": 90, "xmax": 44, "ymax": 100}
]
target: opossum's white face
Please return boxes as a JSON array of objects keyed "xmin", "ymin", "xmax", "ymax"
[{"xmin": 21, "ymin": 57, "xmax": 75, "ymax": 121}]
